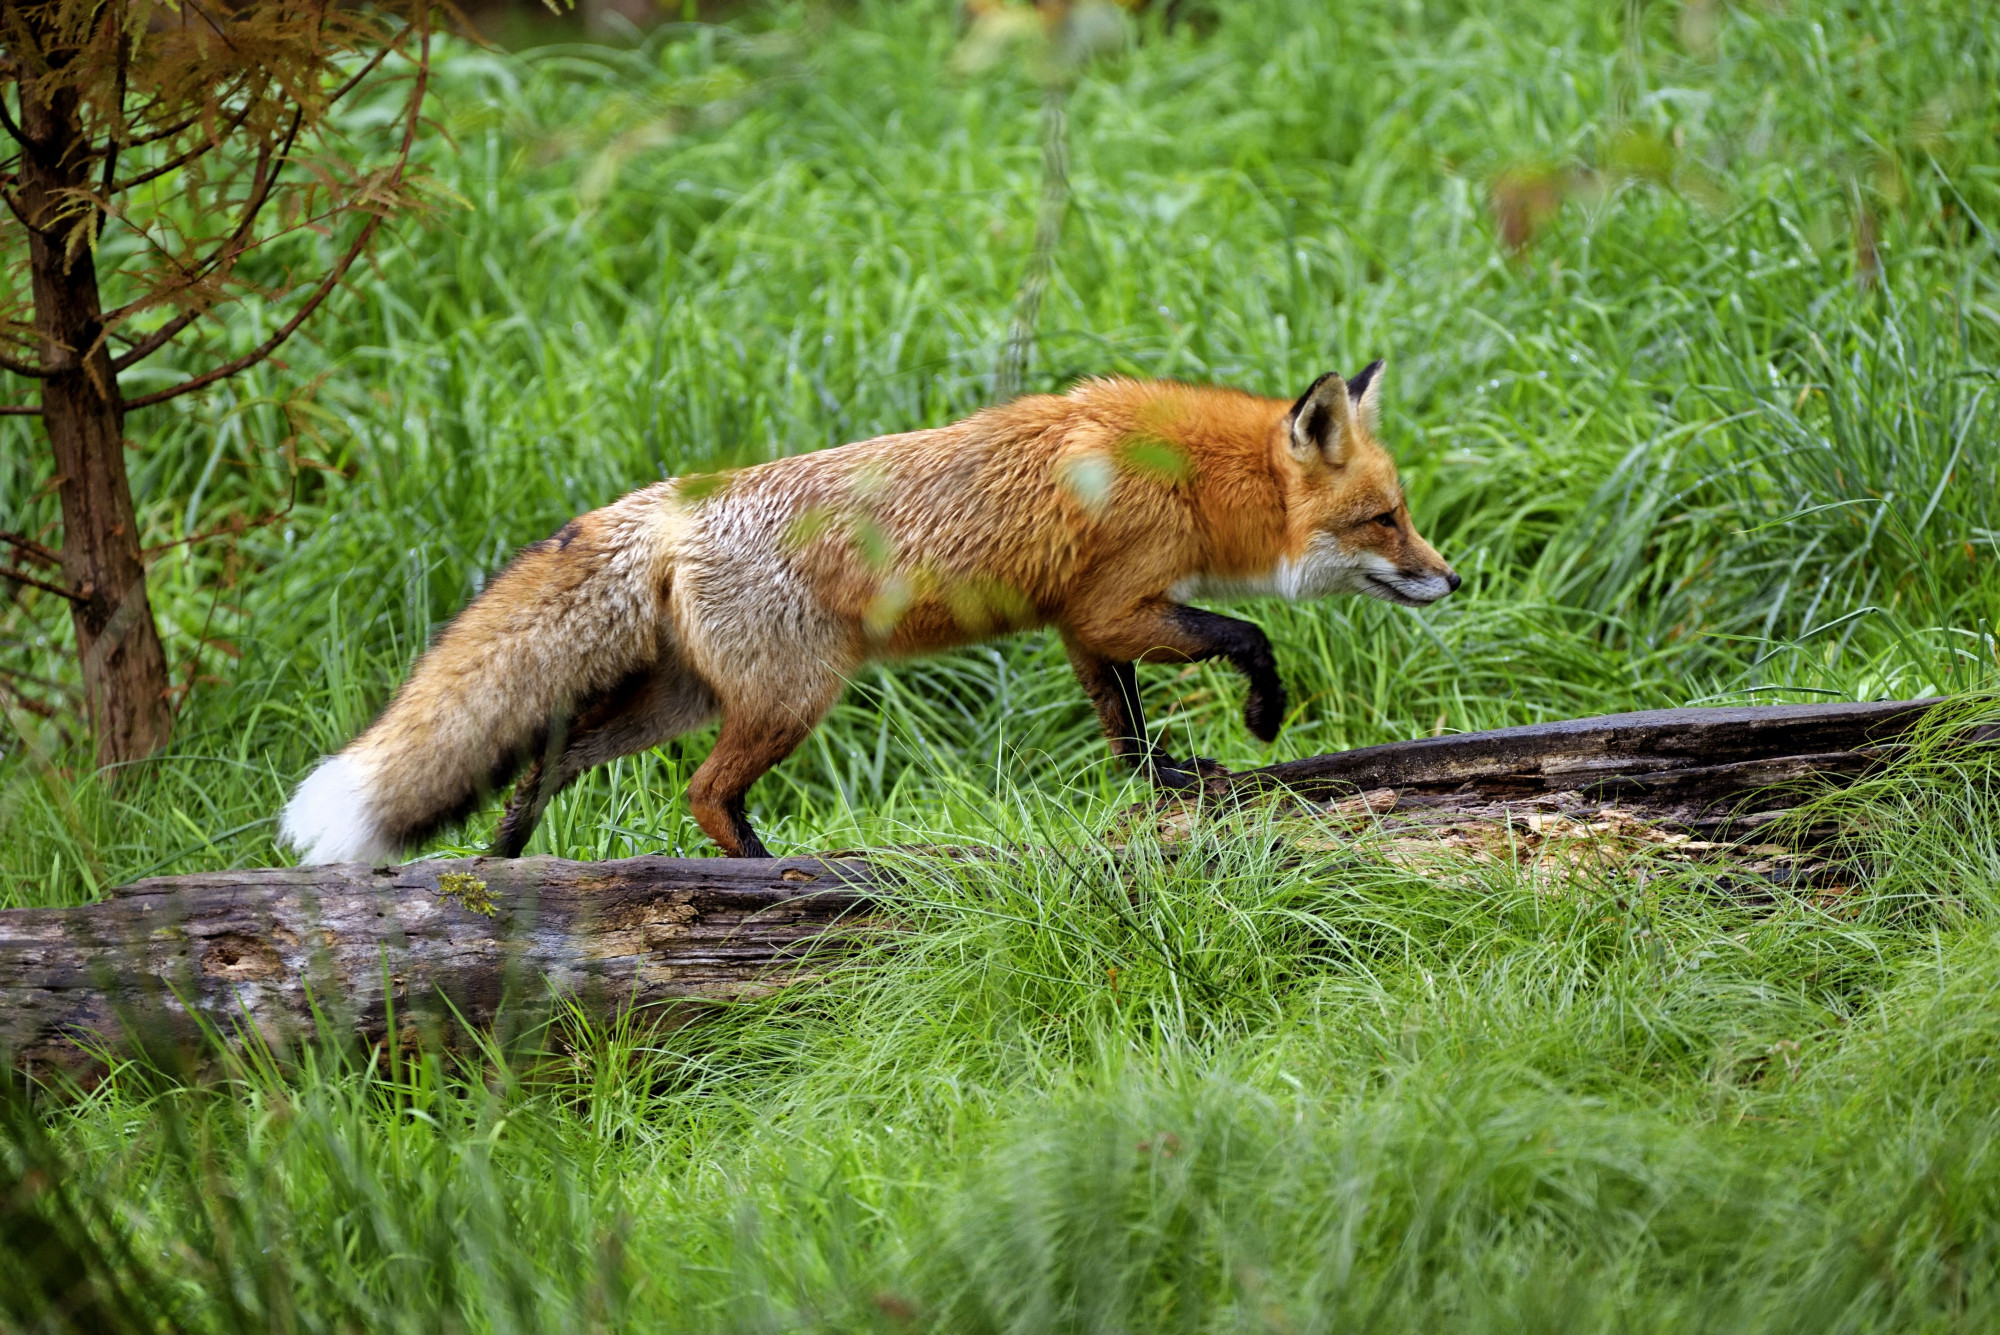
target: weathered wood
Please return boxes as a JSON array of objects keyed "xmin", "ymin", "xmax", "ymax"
[
  {"xmin": 0, "ymin": 699, "xmax": 1952, "ymax": 1078},
  {"xmin": 1, "ymin": 856, "xmax": 879, "ymax": 1080},
  {"xmin": 1236, "ymin": 698, "xmax": 1942, "ymax": 826}
]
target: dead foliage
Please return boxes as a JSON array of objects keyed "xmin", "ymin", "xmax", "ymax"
[{"xmin": 1130, "ymin": 784, "xmax": 1856, "ymax": 909}]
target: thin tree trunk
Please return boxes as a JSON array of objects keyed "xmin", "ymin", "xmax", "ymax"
[{"xmin": 17, "ymin": 79, "xmax": 173, "ymax": 768}]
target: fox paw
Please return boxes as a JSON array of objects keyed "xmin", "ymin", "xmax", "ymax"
[
  {"xmin": 1151, "ymin": 756, "xmax": 1231, "ymax": 790},
  {"xmin": 1244, "ymin": 685, "xmax": 1287, "ymax": 742}
]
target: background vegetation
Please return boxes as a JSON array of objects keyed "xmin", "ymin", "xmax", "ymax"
[{"xmin": 3, "ymin": 0, "xmax": 1999, "ymax": 1327}]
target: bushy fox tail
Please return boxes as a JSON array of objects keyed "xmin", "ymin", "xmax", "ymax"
[{"xmin": 279, "ymin": 492, "xmax": 681, "ymax": 865}]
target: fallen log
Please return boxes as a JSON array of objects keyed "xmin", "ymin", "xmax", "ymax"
[
  {"xmin": 0, "ymin": 698, "xmax": 1948, "ymax": 1078},
  {"xmin": 2, "ymin": 856, "xmax": 879, "ymax": 1082},
  {"xmin": 1238, "ymin": 698, "xmax": 1942, "ymax": 831}
]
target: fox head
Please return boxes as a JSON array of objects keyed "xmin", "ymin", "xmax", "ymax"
[{"xmin": 1274, "ymin": 361, "xmax": 1459, "ymax": 606}]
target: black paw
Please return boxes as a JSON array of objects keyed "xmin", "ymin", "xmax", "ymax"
[
  {"xmin": 490, "ymin": 799, "xmax": 537, "ymax": 859},
  {"xmin": 1245, "ymin": 682, "xmax": 1287, "ymax": 742},
  {"xmin": 1150, "ymin": 757, "xmax": 1232, "ymax": 790}
]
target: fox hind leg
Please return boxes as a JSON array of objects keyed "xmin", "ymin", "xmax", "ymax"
[
  {"xmin": 671, "ymin": 565, "xmax": 848, "ymax": 856},
  {"xmin": 492, "ymin": 663, "xmax": 718, "ymax": 857},
  {"xmin": 684, "ymin": 703, "xmax": 831, "ymax": 858}
]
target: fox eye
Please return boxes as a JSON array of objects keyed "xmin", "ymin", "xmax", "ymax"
[{"xmin": 1372, "ymin": 511, "xmax": 1398, "ymax": 528}]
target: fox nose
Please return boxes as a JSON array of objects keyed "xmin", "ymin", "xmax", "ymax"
[{"xmin": 1446, "ymin": 570, "xmax": 1462, "ymax": 592}]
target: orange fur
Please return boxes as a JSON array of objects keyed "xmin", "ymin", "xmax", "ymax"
[{"xmin": 279, "ymin": 366, "xmax": 1458, "ymax": 864}]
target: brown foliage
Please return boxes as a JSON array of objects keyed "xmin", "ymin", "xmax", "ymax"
[{"xmin": 0, "ymin": 0, "xmax": 439, "ymax": 402}]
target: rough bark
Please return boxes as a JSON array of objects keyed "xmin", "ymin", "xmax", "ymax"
[
  {"xmin": 0, "ymin": 699, "xmax": 1950, "ymax": 1080},
  {"xmin": 1, "ymin": 855, "xmax": 879, "ymax": 1082},
  {"xmin": 1235, "ymin": 698, "xmax": 1941, "ymax": 830},
  {"xmin": 17, "ymin": 75, "xmax": 173, "ymax": 767}
]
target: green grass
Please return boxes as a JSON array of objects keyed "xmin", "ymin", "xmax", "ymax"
[{"xmin": 4, "ymin": 0, "xmax": 2000, "ymax": 1327}]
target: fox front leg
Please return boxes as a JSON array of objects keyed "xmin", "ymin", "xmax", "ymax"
[
  {"xmin": 1161, "ymin": 605, "xmax": 1287, "ymax": 743},
  {"xmin": 1064, "ymin": 644, "xmax": 1217, "ymax": 788},
  {"xmin": 1063, "ymin": 599, "xmax": 1287, "ymax": 767},
  {"xmin": 1062, "ymin": 602, "xmax": 1285, "ymax": 788}
]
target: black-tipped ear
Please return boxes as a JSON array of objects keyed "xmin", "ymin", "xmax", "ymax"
[
  {"xmin": 1345, "ymin": 358, "xmax": 1385, "ymax": 433},
  {"xmin": 1287, "ymin": 371, "xmax": 1353, "ymax": 467}
]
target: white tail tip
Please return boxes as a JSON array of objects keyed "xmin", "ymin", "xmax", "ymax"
[{"xmin": 279, "ymin": 753, "xmax": 396, "ymax": 866}]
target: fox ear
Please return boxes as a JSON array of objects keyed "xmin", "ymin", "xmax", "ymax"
[
  {"xmin": 1345, "ymin": 358, "xmax": 1385, "ymax": 434},
  {"xmin": 1287, "ymin": 371, "xmax": 1354, "ymax": 467}
]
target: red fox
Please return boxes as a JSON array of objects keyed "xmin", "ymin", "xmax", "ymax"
[{"xmin": 280, "ymin": 362, "xmax": 1459, "ymax": 863}]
